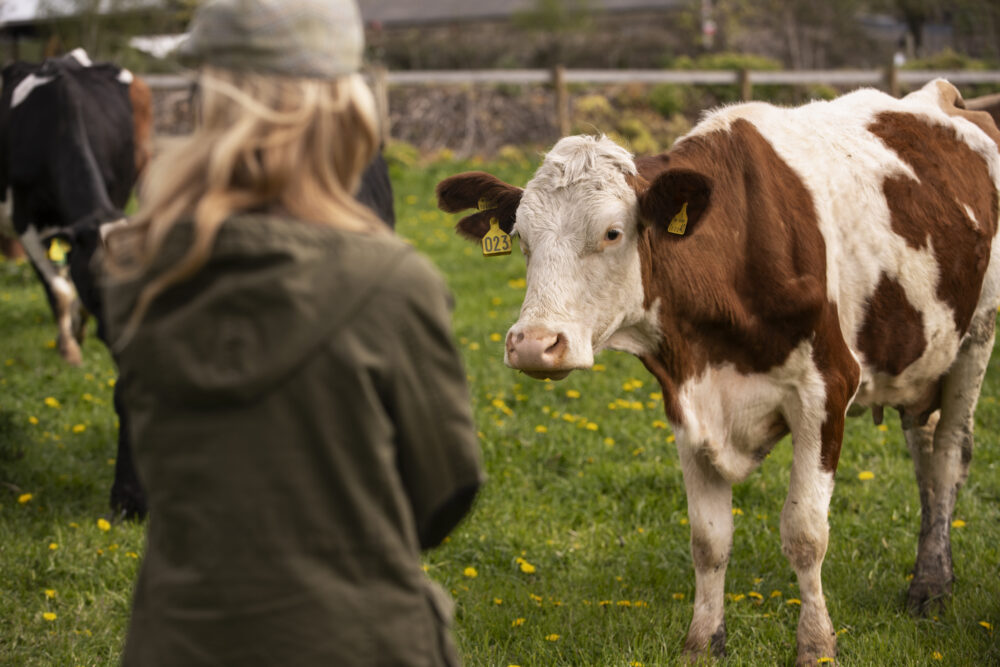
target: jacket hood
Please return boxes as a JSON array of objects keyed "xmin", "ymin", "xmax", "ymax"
[{"xmin": 108, "ymin": 214, "xmax": 409, "ymax": 406}]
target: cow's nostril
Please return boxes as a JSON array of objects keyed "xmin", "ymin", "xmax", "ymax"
[
  {"xmin": 544, "ymin": 333, "xmax": 566, "ymax": 358},
  {"xmin": 516, "ymin": 332, "xmax": 525, "ymax": 344}
]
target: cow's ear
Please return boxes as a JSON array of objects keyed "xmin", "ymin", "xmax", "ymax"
[
  {"xmin": 637, "ymin": 169, "xmax": 712, "ymax": 237},
  {"xmin": 436, "ymin": 171, "xmax": 523, "ymax": 241}
]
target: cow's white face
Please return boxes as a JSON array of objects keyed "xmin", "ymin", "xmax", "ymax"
[{"xmin": 504, "ymin": 136, "xmax": 659, "ymax": 379}]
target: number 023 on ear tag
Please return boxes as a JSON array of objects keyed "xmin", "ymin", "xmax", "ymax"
[{"xmin": 482, "ymin": 217, "xmax": 512, "ymax": 257}]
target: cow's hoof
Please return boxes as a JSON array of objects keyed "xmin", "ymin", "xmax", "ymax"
[
  {"xmin": 795, "ymin": 640, "xmax": 837, "ymax": 666},
  {"xmin": 58, "ymin": 337, "xmax": 83, "ymax": 366},
  {"xmin": 907, "ymin": 578, "xmax": 951, "ymax": 616},
  {"xmin": 683, "ymin": 622, "xmax": 726, "ymax": 663},
  {"xmin": 110, "ymin": 486, "xmax": 147, "ymax": 521}
]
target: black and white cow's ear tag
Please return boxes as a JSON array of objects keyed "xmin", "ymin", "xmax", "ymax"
[
  {"xmin": 667, "ymin": 202, "xmax": 689, "ymax": 235},
  {"xmin": 482, "ymin": 217, "xmax": 512, "ymax": 257},
  {"xmin": 47, "ymin": 238, "xmax": 71, "ymax": 266}
]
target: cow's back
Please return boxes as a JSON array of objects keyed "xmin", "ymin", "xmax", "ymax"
[{"xmin": 684, "ymin": 81, "xmax": 1000, "ymax": 411}]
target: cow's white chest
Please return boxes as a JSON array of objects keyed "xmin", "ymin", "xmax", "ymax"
[{"xmin": 672, "ymin": 341, "xmax": 824, "ymax": 484}]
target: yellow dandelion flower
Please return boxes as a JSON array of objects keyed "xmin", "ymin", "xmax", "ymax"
[
  {"xmin": 585, "ymin": 422, "xmax": 598, "ymax": 431},
  {"xmin": 48, "ymin": 543, "xmax": 58, "ymax": 550},
  {"xmin": 44, "ymin": 589, "xmax": 56, "ymax": 599},
  {"xmin": 652, "ymin": 420, "xmax": 667, "ymax": 429},
  {"xmin": 679, "ymin": 517, "xmax": 689, "ymax": 525},
  {"xmin": 72, "ymin": 424, "xmax": 86, "ymax": 433},
  {"xmin": 28, "ymin": 416, "xmax": 39, "ymax": 425},
  {"xmin": 422, "ymin": 564, "xmax": 429, "ymax": 572},
  {"xmin": 493, "ymin": 598, "xmax": 503, "ymax": 605},
  {"xmin": 126, "ymin": 551, "xmax": 139, "ymax": 559},
  {"xmin": 463, "ymin": 567, "xmax": 478, "ymax": 578},
  {"xmin": 666, "ymin": 434, "xmax": 676, "ymax": 443},
  {"xmin": 512, "ymin": 617, "xmax": 526, "ymax": 627},
  {"xmin": 17, "ymin": 493, "xmax": 32, "ymax": 504},
  {"xmin": 593, "ymin": 364, "xmax": 606, "ymax": 371},
  {"xmin": 952, "ymin": 519, "xmax": 966, "ymax": 528},
  {"xmin": 727, "ymin": 593, "xmax": 746, "ymax": 602},
  {"xmin": 672, "ymin": 592, "xmax": 685, "ymax": 600},
  {"xmin": 748, "ymin": 591, "xmax": 763, "ymax": 601},
  {"xmin": 491, "ymin": 297, "xmax": 502, "ymax": 306},
  {"xmin": 770, "ymin": 590, "xmax": 783, "ymax": 598},
  {"xmin": 107, "ymin": 378, "xmax": 116, "ymax": 387},
  {"xmin": 617, "ymin": 600, "xmax": 632, "ymax": 607},
  {"xmin": 97, "ymin": 518, "xmax": 111, "ymax": 532},
  {"xmin": 468, "ymin": 342, "xmax": 480, "ymax": 351},
  {"xmin": 817, "ymin": 658, "xmax": 834, "ymax": 664},
  {"xmin": 529, "ymin": 593, "xmax": 543, "ymax": 603},
  {"xmin": 490, "ymin": 333, "xmax": 502, "ymax": 342},
  {"xmin": 836, "ymin": 628, "xmax": 849, "ymax": 636},
  {"xmin": 932, "ymin": 652, "xmax": 943, "ymax": 660},
  {"xmin": 544, "ymin": 634, "xmax": 560, "ymax": 641},
  {"xmin": 566, "ymin": 389, "xmax": 581, "ymax": 398},
  {"xmin": 42, "ymin": 612, "xmax": 57, "ymax": 621},
  {"xmin": 45, "ymin": 340, "xmax": 56, "ymax": 349},
  {"xmin": 508, "ymin": 278, "xmax": 526, "ymax": 289},
  {"xmin": 535, "ymin": 425, "xmax": 548, "ymax": 433},
  {"xmin": 732, "ymin": 508, "xmax": 744, "ymax": 516},
  {"xmin": 753, "ymin": 577, "xmax": 763, "ymax": 584},
  {"xmin": 520, "ymin": 561, "xmax": 536, "ymax": 574},
  {"xmin": 786, "ymin": 598, "xmax": 802, "ymax": 605},
  {"xmin": 604, "ymin": 437, "xmax": 615, "ymax": 447},
  {"xmin": 43, "ymin": 397, "xmax": 60, "ymax": 408},
  {"xmin": 630, "ymin": 662, "xmax": 644, "ymax": 667},
  {"xmin": 980, "ymin": 621, "xmax": 993, "ymax": 631},
  {"xmin": 858, "ymin": 471, "xmax": 875, "ymax": 481}
]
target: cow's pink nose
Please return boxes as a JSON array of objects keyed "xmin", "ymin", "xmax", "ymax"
[{"xmin": 506, "ymin": 328, "xmax": 568, "ymax": 376}]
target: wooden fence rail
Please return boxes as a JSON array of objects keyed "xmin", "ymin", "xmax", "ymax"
[{"xmin": 143, "ymin": 66, "xmax": 1000, "ymax": 143}]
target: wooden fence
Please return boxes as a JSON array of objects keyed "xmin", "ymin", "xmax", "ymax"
[{"xmin": 144, "ymin": 66, "xmax": 1000, "ymax": 141}]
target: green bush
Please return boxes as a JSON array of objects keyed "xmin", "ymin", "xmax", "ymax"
[{"xmin": 648, "ymin": 84, "xmax": 688, "ymax": 118}]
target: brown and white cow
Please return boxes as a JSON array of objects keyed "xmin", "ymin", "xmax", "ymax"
[{"xmin": 437, "ymin": 79, "xmax": 1000, "ymax": 664}]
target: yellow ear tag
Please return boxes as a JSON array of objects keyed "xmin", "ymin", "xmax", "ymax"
[
  {"xmin": 482, "ymin": 217, "xmax": 512, "ymax": 257},
  {"xmin": 47, "ymin": 238, "xmax": 70, "ymax": 265},
  {"xmin": 667, "ymin": 202, "xmax": 688, "ymax": 235},
  {"xmin": 478, "ymin": 197, "xmax": 494, "ymax": 211}
]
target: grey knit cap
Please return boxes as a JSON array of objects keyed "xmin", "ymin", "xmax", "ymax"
[{"xmin": 177, "ymin": 0, "xmax": 364, "ymax": 79}]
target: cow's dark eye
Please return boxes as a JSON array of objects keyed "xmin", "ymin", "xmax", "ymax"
[{"xmin": 605, "ymin": 229, "xmax": 622, "ymax": 242}]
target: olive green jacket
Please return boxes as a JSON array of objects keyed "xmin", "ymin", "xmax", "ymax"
[{"xmin": 105, "ymin": 215, "xmax": 483, "ymax": 666}]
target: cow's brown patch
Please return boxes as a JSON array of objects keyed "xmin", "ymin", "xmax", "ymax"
[
  {"xmin": 814, "ymin": 302, "xmax": 861, "ymax": 472},
  {"xmin": 858, "ymin": 273, "xmax": 927, "ymax": 375},
  {"xmin": 636, "ymin": 120, "xmax": 838, "ymax": 425},
  {"xmin": 129, "ymin": 77, "xmax": 153, "ymax": 178},
  {"xmin": 436, "ymin": 171, "xmax": 523, "ymax": 239},
  {"xmin": 869, "ymin": 111, "xmax": 998, "ymax": 335}
]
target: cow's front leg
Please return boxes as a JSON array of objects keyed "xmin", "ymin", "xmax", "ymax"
[
  {"xmin": 782, "ymin": 425, "xmax": 838, "ymax": 665},
  {"xmin": 905, "ymin": 309, "xmax": 994, "ymax": 614},
  {"xmin": 678, "ymin": 443, "xmax": 733, "ymax": 660}
]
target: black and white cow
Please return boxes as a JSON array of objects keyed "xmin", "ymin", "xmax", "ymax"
[{"xmin": 0, "ymin": 48, "xmax": 152, "ymax": 517}]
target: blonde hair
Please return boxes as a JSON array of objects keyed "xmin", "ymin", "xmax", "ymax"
[{"xmin": 109, "ymin": 67, "xmax": 384, "ymax": 342}]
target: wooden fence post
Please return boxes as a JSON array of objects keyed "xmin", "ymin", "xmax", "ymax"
[
  {"xmin": 552, "ymin": 65, "xmax": 570, "ymax": 138},
  {"xmin": 371, "ymin": 65, "xmax": 390, "ymax": 145},
  {"xmin": 738, "ymin": 68, "xmax": 752, "ymax": 101},
  {"xmin": 886, "ymin": 61, "xmax": 900, "ymax": 97}
]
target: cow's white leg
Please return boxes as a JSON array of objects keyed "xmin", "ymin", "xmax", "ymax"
[
  {"xmin": 678, "ymin": 442, "xmax": 733, "ymax": 659},
  {"xmin": 19, "ymin": 225, "xmax": 82, "ymax": 365},
  {"xmin": 781, "ymin": 432, "xmax": 837, "ymax": 665},
  {"xmin": 905, "ymin": 309, "xmax": 994, "ymax": 613}
]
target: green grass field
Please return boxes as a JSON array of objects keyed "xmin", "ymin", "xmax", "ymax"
[{"xmin": 1, "ymin": 157, "xmax": 998, "ymax": 665}]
